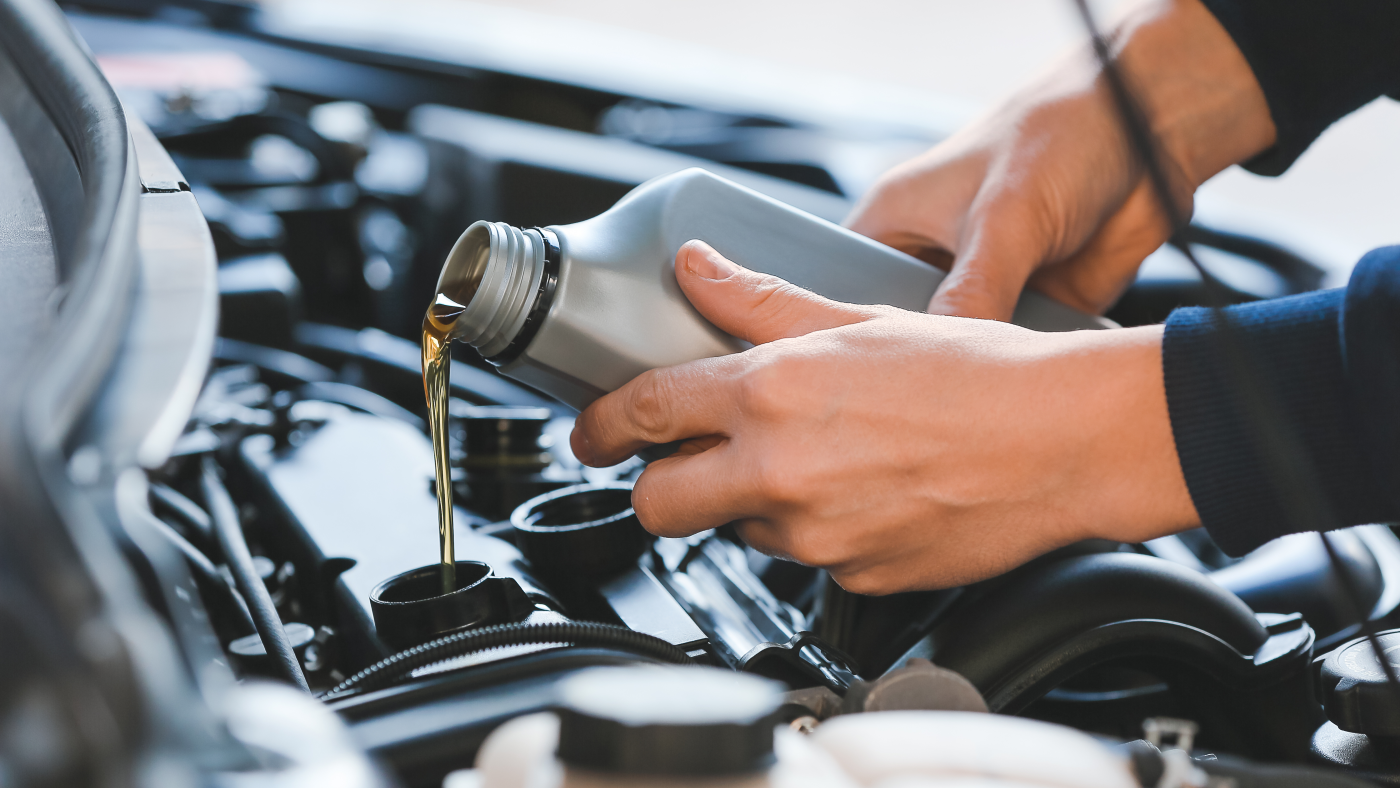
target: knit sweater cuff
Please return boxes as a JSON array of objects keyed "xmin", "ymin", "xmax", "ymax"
[{"xmin": 1163, "ymin": 289, "xmax": 1388, "ymax": 556}]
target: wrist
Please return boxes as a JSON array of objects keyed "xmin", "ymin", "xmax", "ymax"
[
  {"xmin": 1114, "ymin": 0, "xmax": 1276, "ymax": 188},
  {"xmin": 1050, "ymin": 324, "xmax": 1200, "ymax": 544}
]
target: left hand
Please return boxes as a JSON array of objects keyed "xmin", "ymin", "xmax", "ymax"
[
  {"xmin": 843, "ymin": 0, "xmax": 1276, "ymax": 321},
  {"xmin": 570, "ymin": 241, "xmax": 1197, "ymax": 593}
]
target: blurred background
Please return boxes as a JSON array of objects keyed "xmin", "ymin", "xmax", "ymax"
[
  {"xmin": 287, "ymin": 0, "xmax": 1400, "ymax": 278},
  {"xmin": 79, "ymin": 0, "xmax": 1400, "ymax": 342}
]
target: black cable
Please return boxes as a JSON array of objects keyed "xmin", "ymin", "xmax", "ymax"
[
  {"xmin": 321, "ymin": 621, "xmax": 694, "ymax": 700},
  {"xmin": 201, "ymin": 457, "xmax": 310, "ymax": 692},
  {"xmin": 151, "ymin": 482, "xmax": 218, "ymax": 557},
  {"xmin": 1176, "ymin": 224, "xmax": 1327, "ymax": 295},
  {"xmin": 148, "ymin": 512, "xmax": 257, "ymax": 636},
  {"xmin": 1069, "ymin": 0, "xmax": 1400, "ymax": 706},
  {"xmin": 1319, "ymin": 532, "xmax": 1400, "ymax": 688}
]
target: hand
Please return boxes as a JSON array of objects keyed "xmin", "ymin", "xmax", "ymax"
[
  {"xmin": 845, "ymin": 0, "xmax": 1276, "ymax": 321},
  {"xmin": 571, "ymin": 242, "xmax": 1199, "ymax": 593}
]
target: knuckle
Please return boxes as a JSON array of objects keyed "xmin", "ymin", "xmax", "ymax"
[
  {"xmin": 625, "ymin": 372, "xmax": 672, "ymax": 441},
  {"xmin": 629, "ymin": 475, "xmax": 680, "ymax": 536},
  {"xmin": 865, "ymin": 304, "xmax": 905, "ymax": 321},
  {"xmin": 781, "ymin": 530, "xmax": 836, "ymax": 569},
  {"xmin": 733, "ymin": 520, "xmax": 780, "ymax": 557},
  {"xmin": 799, "ymin": 522, "xmax": 868, "ymax": 570},
  {"xmin": 750, "ymin": 455, "xmax": 804, "ymax": 507},
  {"xmin": 832, "ymin": 570, "xmax": 894, "ymax": 597},
  {"xmin": 747, "ymin": 277, "xmax": 810, "ymax": 322},
  {"xmin": 737, "ymin": 358, "xmax": 798, "ymax": 420}
]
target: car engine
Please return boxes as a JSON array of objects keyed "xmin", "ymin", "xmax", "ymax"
[{"xmin": 5, "ymin": 1, "xmax": 1400, "ymax": 786}]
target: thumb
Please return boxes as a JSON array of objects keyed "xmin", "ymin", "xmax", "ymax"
[{"xmin": 675, "ymin": 240, "xmax": 874, "ymax": 345}]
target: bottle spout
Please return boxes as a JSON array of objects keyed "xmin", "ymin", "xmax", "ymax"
[
  {"xmin": 425, "ymin": 292, "xmax": 468, "ymax": 339},
  {"xmin": 434, "ymin": 221, "xmax": 549, "ymax": 358}
]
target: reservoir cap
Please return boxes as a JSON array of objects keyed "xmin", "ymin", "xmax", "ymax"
[
  {"xmin": 1320, "ymin": 629, "xmax": 1400, "ymax": 736},
  {"xmin": 456, "ymin": 404, "xmax": 553, "ymax": 472},
  {"xmin": 511, "ymin": 483, "xmax": 649, "ymax": 582},
  {"xmin": 556, "ymin": 666, "xmax": 782, "ymax": 775}
]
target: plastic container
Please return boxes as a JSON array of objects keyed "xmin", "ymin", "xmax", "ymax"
[
  {"xmin": 444, "ymin": 665, "xmax": 1138, "ymax": 788},
  {"xmin": 432, "ymin": 168, "xmax": 1110, "ymax": 412}
]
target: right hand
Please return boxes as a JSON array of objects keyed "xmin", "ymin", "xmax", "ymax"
[
  {"xmin": 845, "ymin": 0, "xmax": 1277, "ymax": 321},
  {"xmin": 571, "ymin": 242, "xmax": 1197, "ymax": 593}
]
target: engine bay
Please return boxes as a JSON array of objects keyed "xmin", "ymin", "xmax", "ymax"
[{"xmin": 42, "ymin": 4, "xmax": 1400, "ymax": 786}]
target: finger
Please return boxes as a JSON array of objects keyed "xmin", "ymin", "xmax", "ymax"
[
  {"xmin": 570, "ymin": 355, "xmax": 741, "ymax": 467},
  {"xmin": 843, "ymin": 146, "xmax": 980, "ymax": 261},
  {"xmin": 844, "ymin": 228, "xmax": 958, "ymax": 272},
  {"xmin": 928, "ymin": 192, "xmax": 1046, "ymax": 321},
  {"xmin": 674, "ymin": 240, "xmax": 876, "ymax": 345},
  {"xmin": 1027, "ymin": 177, "xmax": 1178, "ymax": 314},
  {"xmin": 630, "ymin": 439, "xmax": 758, "ymax": 537},
  {"xmin": 671, "ymin": 434, "xmax": 724, "ymax": 457},
  {"xmin": 732, "ymin": 519, "xmax": 797, "ymax": 563}
]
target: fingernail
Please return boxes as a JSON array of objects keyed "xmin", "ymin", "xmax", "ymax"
[
  {"xmin": 684, "ymin": 241, "xmax": 739, "ymax": 280},
  {"xmin": 572, "ymin": 430, "xmax": 596, "ymax": 466}
]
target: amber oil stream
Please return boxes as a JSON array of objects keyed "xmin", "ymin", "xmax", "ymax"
[{"xmin": 423, "ymin": 293, "xmax": 466, "ymax": 596}]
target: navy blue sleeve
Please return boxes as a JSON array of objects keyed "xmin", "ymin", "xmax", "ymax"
[
  {"xmin": 1198, "ymin": 0, "xmax": 1400, "ymax": 175},
  {"xmin": 1163, "ymin": 247, "xmax": 1400, "ymax": 556}
]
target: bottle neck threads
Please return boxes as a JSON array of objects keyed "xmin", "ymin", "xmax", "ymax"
[{"xmin": 439, "ymin": 221, "xmax": 547, "ymax": 359}]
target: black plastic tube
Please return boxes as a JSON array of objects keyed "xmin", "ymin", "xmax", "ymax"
[
  {"xmin": 201, "ymin": 457, "xmax": 309, "ymax": 691},
  {"xmin": 322, "ymin": 621, "xmax": 693, "ymax": 700},
  {"xmin": 148, "ymin": 512, "xmax": 256, "ymax": 636},
  {"xmin": 151, "ymin": 482, "xmax": 217, "ymax": 556}
]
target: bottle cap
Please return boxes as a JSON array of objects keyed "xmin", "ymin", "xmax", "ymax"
[
  {"xmin": 511, "ymin": 483, "xmax": 649, "ymax": 582},
  {"xmin": 1319, "ymin": 629, "xmax": 1400, "ymax": 736},
  {"xmin": 456, "ymin": 405, "xmax": 553, "ymax": 472},
  {"xmin": 556, "ymin": 666, "xmax": 782, "ymax": 775}
]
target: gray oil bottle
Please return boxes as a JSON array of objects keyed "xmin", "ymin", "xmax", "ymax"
[{"xmin": 432, "ymin": 167, "xmax": 1110, "ymax": 412}]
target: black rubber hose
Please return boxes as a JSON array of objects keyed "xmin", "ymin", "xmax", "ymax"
[
  {"xmin": 151, "ymin": 482, "xmax": 218, "ymax": 556},
  {"xmin": 201, "ymin": 457, "xmax": 310, "ymax": 692},
  {"xmin": 1123, "ymin": 742, "xmax": 1372, "ymax": 788},
  {"xmin": 322, "ymin": 622, "xmax": 693, "ymax": 700},
  {"xmin": 149, "ymin": 512, "xmax": 256, "ymax": 636},
  {"xmin": 1203, "ymin": 754, "xmax": 1375, "ymax": 787}
]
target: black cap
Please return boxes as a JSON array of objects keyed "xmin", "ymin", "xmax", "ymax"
[
  {"xmin": 1319, "ymin": 629, "xmax": 1400, "ymax": 736},
  {"xmin": 454, "ymin": 404, "xmax": 553, "ymax": 472},
  {"xmin": 556, "ymin": 666, "xmax": 782, "ymax": 776},
  {"xmin": 512, "ymin": 484, "xmax": 650, "ymax": 582}
]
